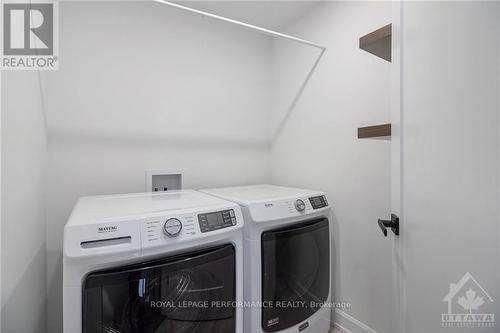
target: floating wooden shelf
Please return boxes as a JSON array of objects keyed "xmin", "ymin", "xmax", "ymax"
[
  {"xmin": 359, "ymin": 24, "xmax": 392, "ymax": 62},
  {"xmin": 358, "ymin": 124, "xmax": 391, "ymax": 139}
]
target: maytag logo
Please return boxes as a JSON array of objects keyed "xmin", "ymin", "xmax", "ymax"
[
  {"xmin": 98, "ymin": 226, "xmax": 118, "ymax": 233},
  {"xmin": 264, "ymin": 203, "xmax": 274, "ymax": 208},
  {"xmin": 299, "ymin": 321, "xmax": 309, "ymax": 331},
  {"xmin": 267, "ymin": 317, "xmax": 279, "ymax": 327}
]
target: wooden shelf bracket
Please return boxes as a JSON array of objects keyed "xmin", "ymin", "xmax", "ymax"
[
  {"xmin": 359, "ymin": 23, "xmax": 392, "ymax": 62},
  {"xmin": 358, "ymin": 124, "xmax": 391, "ymax": 139}
]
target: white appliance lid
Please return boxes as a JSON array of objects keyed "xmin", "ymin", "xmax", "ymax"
[
  {"xmin": 201, "ymin": 184, "xmax": 323, "ymax": 206},
  {"xmin": 66, "ymin": 190, "xmax": 231, "ymax": 226}
]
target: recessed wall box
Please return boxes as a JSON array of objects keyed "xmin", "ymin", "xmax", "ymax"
[{"xmin": 145, "ymin": 170, "xmax": 183, "ymax": 192}]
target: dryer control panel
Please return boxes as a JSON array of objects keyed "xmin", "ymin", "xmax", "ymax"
[
  {"xmin": 249, "ymin": 193, "xmax": 330, "ymax": 223},
  {"xmin": 309, "ymin": 195, "xmax": 328, "ymax": 209}
]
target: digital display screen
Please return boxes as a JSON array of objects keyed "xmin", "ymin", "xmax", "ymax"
[
  {"xmin": 310, "ymin": 197, "xmax": 323, "ymax": 207},
  {"xmin": 198, "ymin": 210, "xmax": 235, "ymax": 233},
  {"xmin": 309, "ymin": 196, "xmax": 327, "ymax": 209},
  {"xmin": 206, "ymin": 212, "xmax": 224, "ymax": 227}
]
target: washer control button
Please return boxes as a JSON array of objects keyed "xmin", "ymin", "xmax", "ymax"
[
  {"xmin": 295, "ymin": 199, "xmax": 306, "ymax": 212},
  {"xmin": 164, "ymin": 218, "xmax": 182, "ymax": 237}
]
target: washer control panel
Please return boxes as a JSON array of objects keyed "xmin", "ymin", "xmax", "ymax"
[
  {"xmin": 140, "ymin": 206, "xmax": 242, "ymax": 251},
  {"xmin": 144, "ymin": 214, "xmax": 196, "ymax": 244},
  {"xmin": 198, "ymin": 209, "xmax": 236, "ymax": 233},
  {"xmin": 294, "ymin": 199, "xmax": 306, "ymax": 212},
  {"xmin": 163, "ymin": 218, "xmax": 182, "ymax": 237}
]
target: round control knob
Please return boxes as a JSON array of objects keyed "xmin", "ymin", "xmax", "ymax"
[
  {"xmin": 164, "ymin": 218, "xmax": 182, "ymax": 237},
  {"xmin": 295, "ymin": 199, "xmax": 306, "ymax": 212}
]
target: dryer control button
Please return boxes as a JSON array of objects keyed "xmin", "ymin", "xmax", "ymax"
[
  {"xmin": 295, "ymin": 199, "xmax": 306, "ymax": 212},
  {"xmin": 164, "ymin": 218, "xmax": 182, "ymax": 237}
]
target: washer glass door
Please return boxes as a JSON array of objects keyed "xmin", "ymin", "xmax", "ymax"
[
  {"xmin": 82, "ymin": 244, "xmax": 235, "ymax": 333},
  {"xmin": 261, "ymin": 218, "xmax": 330, "ymax": 332}
]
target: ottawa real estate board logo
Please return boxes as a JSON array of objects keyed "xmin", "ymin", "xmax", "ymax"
[
  {"xmin": 441, "ymin": 272, "xmax": 495, "ymax": 329},
  {"xmin": 1, "ymin": 0, "xmax": 58, "ymax": 69}
]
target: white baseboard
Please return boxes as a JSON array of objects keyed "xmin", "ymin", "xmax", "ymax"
[
  {"xmin": 334, "ymin": 309, "xmax": 380, "ymax": 333},
  {"xmin": 333, "ymin": 322, "xmax": 352, "ymax": 333}
]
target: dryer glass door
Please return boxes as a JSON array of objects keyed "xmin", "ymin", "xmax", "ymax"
[
  {"xmin": 82, "ymin": 244, "xmax": 235, "ymax": 333},
  {"xmin": 261, "ymin": 218, "xmax": 330, "ymax": 332}
]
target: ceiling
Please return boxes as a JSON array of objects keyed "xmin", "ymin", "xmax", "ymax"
[{"xmin": 173, "ymin": 1, "xmax": 319, "ymax": 30}]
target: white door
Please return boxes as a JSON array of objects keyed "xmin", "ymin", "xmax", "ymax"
[
  {"xmin": 390, "ymin": 2, "xmax": 404, "ymax": 332},
  {"xmin": 392, "ymin": 2, "xmax": 499, "ymax": 333}
]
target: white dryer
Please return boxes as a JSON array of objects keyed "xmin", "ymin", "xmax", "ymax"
[
  {"xmin": 63, "ymin": 190, "xmax": 244, "ymax": 333},
  {"xmin": 201, "ymin": 185, "xmax": 332, "ymax": 333}
]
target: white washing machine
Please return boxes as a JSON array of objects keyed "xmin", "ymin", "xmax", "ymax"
[
  {"xmin": 63, "ymin": 190, "xmax": 244, "ymax": 333},
  {"xmin": 200, "ymin": 185, "xmax": 332, "ymax": 333}
]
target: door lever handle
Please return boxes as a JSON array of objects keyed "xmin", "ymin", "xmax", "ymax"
[{"xmin": 378, "ymin": 214, "xmax": 399, "ymax": 237}]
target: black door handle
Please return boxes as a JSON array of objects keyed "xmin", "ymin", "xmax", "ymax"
[{"xmin": 378, "ymin": 214, "xmax": 399, "ymax": 237}]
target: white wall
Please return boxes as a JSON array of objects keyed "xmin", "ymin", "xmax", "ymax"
[
  {"xmin": 402, "ymin": 2, "xmax": 499, "ymax": 332},
  {"xmin": 1, "ymin": 71, "xmax": 47, "ymax": 333},
  {"xmin": 270, "ymin": 2, "xmax": 393, "ymax": 333},
  {"xmin": 40, "ymin": 2, "xmax": 273, "ymax": 332},
  {"xmin": 42, "ymin": 1, "xmax": 272, "ymax": 145}
]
